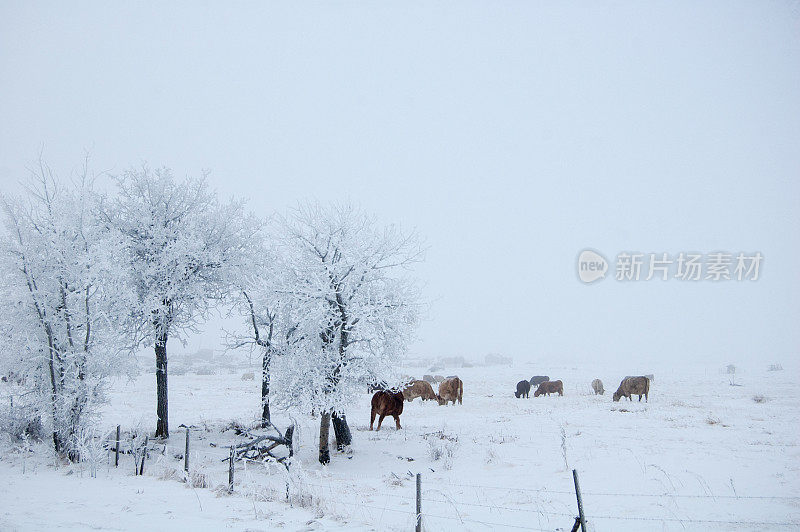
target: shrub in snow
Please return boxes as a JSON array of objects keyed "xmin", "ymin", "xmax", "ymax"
[
  {"xmin": 768, "ymin": 364, "xmax": 783, "ymax": 371},
  {"xmin": 156, "ymin": 463, "xmax": 181, "ymax": 482},
  {"xmin": 74, "ymin": 425, "xmax": 113, "ymax": 478},
  {"xmin": 0, "ymin": 404, "xmax": 45, "ymax": 444},
  {"xmin": 187, "ymin": 467, "xmax": 209, "ymax": 488},
  {"xmin": 424, "ymin": 431, "xmax": 458, "ymax": 470},
  {"xmin": 752, "ymin": 394, "xmax": 769, "ymax": 403}
]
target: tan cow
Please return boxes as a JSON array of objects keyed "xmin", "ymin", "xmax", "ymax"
[
  {"xmin": 591, "ymin": 379, "xmax": 604, "ymax": 395},
  {"xmin": 370, "ymin": 391, "xmax": 404, "ymax": 430},
  {"xmin": 436, "ymin": 376, "xmax": 463, "ymax": 405},
  {"xmin": 533, "ymin": 380, "xmax": 564, "ymax": 397},
  {"xmin": 403, "ymin": 379, "xmax": 437, "ymax": 401},
  {"xmin": 613, "ymin": 376, "xmax": 650, "ymax": 402}
]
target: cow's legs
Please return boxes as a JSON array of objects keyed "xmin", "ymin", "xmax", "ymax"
[
  {"xmin": 376, "ymin": 414, "xmax": 385, "ymax": 431},
  {"xmin": 370, "ymin": 409, "xmax": 376, "ymax": 431},
  {"xmin": 393, "ymin": 415, "xmax": 401, "ymax": 429}
]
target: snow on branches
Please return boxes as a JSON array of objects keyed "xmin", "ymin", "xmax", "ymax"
[
  {"xmin": 0, "ymin": 160, "xmax": 134, "ymax": 459},
  {"xmin": 101, "ymin": 166, "xmax": 260, "ymax": 438},
  {"xmin": 270, "ymin": 203, "xmax": 423, "ymax": 418},
  {"xmin": 0, "ymin": 159, "xmax": 424, "ymax": 465}
]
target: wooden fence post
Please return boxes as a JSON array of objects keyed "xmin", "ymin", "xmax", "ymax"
[
  {"xmin": 114, "ymin": 425, "xmax": 120, "ymax": 467},
  {"xmin": 416, "ymin": 473, "xmax": 422, "ymax": 532},
  {"xmin": 228, "ymin": 446, "xmax": 235, "ymax": 493},
  {"xmin": 572, "ymin": 469, "xmax": 587, "ymax": 532},
  {"xmin": 139, "ymin": 436, "xmax": 148, "ymax": 476},
  {"xmin": 184, "ymin": 428, "xmax": 190, "ymax": 473}
]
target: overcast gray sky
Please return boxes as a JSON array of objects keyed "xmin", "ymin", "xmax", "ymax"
[{"xmin": 1, "ymin": 1, "xmax": 798, "ymax": 367}]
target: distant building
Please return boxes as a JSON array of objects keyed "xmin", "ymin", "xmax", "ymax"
[{"xmin": 484, "ymin": 353, "xmax": 512, "ymax": 366}]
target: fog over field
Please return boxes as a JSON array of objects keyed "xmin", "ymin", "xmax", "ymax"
[
  {"xmin": 1, "ymin": 2, "xmax": 799, "ymax": 531},
  {"xmin": 2, "ymin": 1, "xmax": 798, "ymax": 366}
]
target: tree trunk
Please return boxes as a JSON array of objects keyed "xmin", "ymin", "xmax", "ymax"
[
  {"xmin": 318, "ymin": 411, "xmax": 331, "ymax": 465},
  {"xmin": 331, "ymin": 412, "xmax": 351, "ymax": 451},
  {"xmin": 261, "ymin": 351, "xmax": 271, "ymax": 426},
  {"xmin": 155, "ymin": 333, "xmax": 169, "ymax": 438}
]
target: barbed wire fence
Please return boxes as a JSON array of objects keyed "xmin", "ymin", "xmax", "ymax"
[
  {"xmin": 295, "ymin": 471, "xmax": 800, "ymax": 530},
  {"xmin": 98, "ymin": 425, "xmax": 800, "ymax": 530}
]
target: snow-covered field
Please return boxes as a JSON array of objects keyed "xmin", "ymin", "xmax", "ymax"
[{"xmin": 2, "ymin": 361, "xmax": 799, "ymax": 531}]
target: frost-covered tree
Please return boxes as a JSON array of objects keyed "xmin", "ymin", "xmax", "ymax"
[
  {"xmin": 273, "ymin": 204, "xmax": 422, "ymax": 464},
  {"xmin": 0, "ymin": 160, "xmax": 133, "ymax": 459},
  {"xmin": 102, "ymin": 167, "xmax": 257, "ymax": 438},
  {"xmin": 227, "ymin": 240, "xmax": 297, "ymax": 426}
]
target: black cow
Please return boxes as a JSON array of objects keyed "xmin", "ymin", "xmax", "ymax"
[{"xmin": 515, "ymin": 380, "xmax": 531, "ymax": 398}]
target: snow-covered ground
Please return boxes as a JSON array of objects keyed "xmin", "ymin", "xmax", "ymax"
[{"xmin": 2, "ymin": 360, "xmax": 799, "ymax": 531}]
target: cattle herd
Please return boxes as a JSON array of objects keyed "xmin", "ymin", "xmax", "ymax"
[
  {"xmin": 369, "ymin": 376, "xmax": 464, "ymax": 431},
  {"xmin": 518, "ymin": 375, "xmax": 651, "ymax": 402},
  {"xmin": 369, "ymin": 373, "xmax": 653, "ymax": 431}
]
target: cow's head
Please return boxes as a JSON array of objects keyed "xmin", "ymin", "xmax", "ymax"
[
  {"xmin": 612, "ymin": 391, "xmax": 622, "ymax": 401},
  {"xmin": 514, "ymin": 390, "xmax": 521, "ymax": 398},
  {"xmin": 533, "ymin": 388, "xmax": 541, "ymax": 397},
  {"xmin": 435, "ymin": 394, "xmax": 446, "ymax": 405}
]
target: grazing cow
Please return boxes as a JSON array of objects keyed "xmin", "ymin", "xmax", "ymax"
[
  {"xmin": 613, "ymin": 376, "xmax": 650, "ymax": 402},
  {"xmin": 529, "ymin": 375, "xmax": 549, "ymax": 387},
  {"xmin": 403, "ymin": 379, "xmax": 438, "ymax": 401},
  {"xmin": 370, "ymin": 391, "xmax": 404, "ymax": 430},
  {"xmin": 436, "ymin": 377, "xmax": 463, "ymax": 405},
  {"xmin": 434, "ymin": 375, "xmax": 445, "ymax": 383},
  {"xmin": 533, "ymin": 380, "xmax": 563, "ymax": 397},
  {"xmin": 422, "ymin": 375, "xmax": 436, "ymax": 384},
  {"xmin": 515, "ymin": 380, "xmax": 531, "ymax": 398},
  {"xmin": 591, "ymin": 379, "xmax": 604, "ymax": 395}
]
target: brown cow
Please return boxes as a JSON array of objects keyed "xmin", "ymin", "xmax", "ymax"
[
  {"xmin": 613, "ymin": 376, "xmax": 649, "ymax": 402},
  {"xmin": 370, "ymin": 391, "xmax": 404, "ymax": 430},
  {"xmin": 533, "ymin": 380, "xmax": 563, "ymax": 397},
  {"xmin": 436, "ymin": 376, "xmax": 463, "ymax": 405},
  {"xmin": 404, "ymin": 379, "xmax": 437, "ymax": 401}
]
